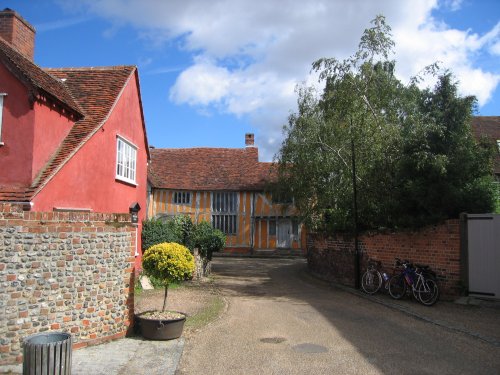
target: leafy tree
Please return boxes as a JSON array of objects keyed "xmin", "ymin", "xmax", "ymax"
[
  {"xmin": 395, "ymin": 73, "xmax": 497, "ymax": 226},
  {"xmin": 275, "ymin": 15, "xmax": 495, "ymax": 231}
]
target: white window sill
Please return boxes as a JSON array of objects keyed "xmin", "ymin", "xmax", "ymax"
[{"xmin": 116, "ymin": 176, "xmax": 138, "ymax": 186}]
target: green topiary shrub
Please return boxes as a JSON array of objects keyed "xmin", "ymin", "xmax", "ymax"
[
  {"xmin": 142, "ymin": 242, "xmax": 195, "ymax": 311},
  {"xmin": 192, "ymin": 221, "xmax": 226, "ymax": 260}
]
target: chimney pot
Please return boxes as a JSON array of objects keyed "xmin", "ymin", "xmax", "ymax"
[
  {"xmin": 245, "ymin": 133, "xmax": 255, "ymax": 147},
  {"xmin": 0, "ymin": 8, "xmax": 36, "ymax": 60}
]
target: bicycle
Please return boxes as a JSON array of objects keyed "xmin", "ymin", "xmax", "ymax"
[
  {"xmin": 361, "ymin": 258, "xmax": 390, "ymax": 294},
  {"xmin": 388, "ymin": 258, "xmax": 439, "ymax": 306}
]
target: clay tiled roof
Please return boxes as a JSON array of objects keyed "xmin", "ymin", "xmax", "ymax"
[
  {"xmin": 471, "ymin": 116, "xmax": 500, "ymax": 175},
  {"xmin": 0, "ymin": 35, "xmax": 141, "ymax": 201},
  {"xmin": 0, "ymin": 187, "xmax": 34, "ymax": 202},
  {"xmin": 149, "ymin": 147, "xmax": 276, "ymax": 191},
  {"xmin": 0, "ymin": 37, "xmax": 83, "ymax": 116}
]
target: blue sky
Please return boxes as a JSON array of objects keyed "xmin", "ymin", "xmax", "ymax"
[{"xmin": 2, "ymin": 0, "xmax": 499, "ymax": 161}]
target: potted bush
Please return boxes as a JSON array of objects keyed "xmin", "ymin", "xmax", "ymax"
[{"xmin": 136, "ymin": 242, "xmax": 195, "ymax": 340}]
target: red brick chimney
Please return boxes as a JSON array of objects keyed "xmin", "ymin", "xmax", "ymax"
[
  {"xmin": 245, "ymin": 133, "xmax": 255, "ymax": 147},
  {"xmin": 0, "ymin": 8, "xmax": 35, "ymax": 60}
]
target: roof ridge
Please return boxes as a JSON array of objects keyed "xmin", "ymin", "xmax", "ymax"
[
  {"xmin": 44, "ymin": 65, "xmax": 136, "ymax": 71},
  {"xmin": 0, "ymin": 37, "xmax": 84, "ymax": 115},
  {"xmin": 151, "ymin": 147, "xmax": 250, "ymax": 151}
]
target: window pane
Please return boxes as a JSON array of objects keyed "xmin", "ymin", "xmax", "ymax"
[{"xmin": 116, "ymin": 137, "xmax": 137, "ymax": 182}]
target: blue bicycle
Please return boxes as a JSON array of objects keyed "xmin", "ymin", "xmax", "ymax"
[{"xmin": 388, "ymin": 258, "xmax": 439, "ymax": 306}]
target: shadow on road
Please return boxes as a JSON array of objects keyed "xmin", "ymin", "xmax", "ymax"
[{"xmin": 210, "ymin": 257, "xmax": 500, "ymax": 375}]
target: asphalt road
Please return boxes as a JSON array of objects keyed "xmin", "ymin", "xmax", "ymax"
[{"xmin": 177, "ymin": 257, "xmax": 500, "ymax": 375}]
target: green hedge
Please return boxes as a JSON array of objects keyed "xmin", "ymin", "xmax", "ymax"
[
  {"xmin": 142, "ymin": 217, "xmax": 183, "ymax": 251},
  {"xmin": 142, "ymin": 215, "xmax": 226, "ymax": 259}
]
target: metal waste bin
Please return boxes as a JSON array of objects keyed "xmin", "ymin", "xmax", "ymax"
[{"xmin": 23, "ymin": 332, "xmax": 72, "ymax": 375}]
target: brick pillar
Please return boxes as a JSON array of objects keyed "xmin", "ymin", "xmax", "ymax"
[{"xmin": 0, "ymin": 8, "xmax": 36, "ymax": 60}]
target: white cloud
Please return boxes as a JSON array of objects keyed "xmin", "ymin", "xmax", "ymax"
[
  {"xmin": 442, "ymin": 0, "xmax": 463, "ymax": 12},
  {"xmin": 35, "ymin": 15, "xmax": 91, "ymax": 32},
  {"xmin": 69, "ymin": 0, "xmax": 500, "ymax": 160},
  {"xmin": 491, "ymin": 41, "xmax": 500, "ymax": 56},
  {"xmin": 171, "ymin": 60, "xmax": 232, "ymax": 106}
]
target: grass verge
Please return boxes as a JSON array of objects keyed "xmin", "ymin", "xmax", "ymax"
[{"xmin": 184, "ymin": 293, "xmax": 225, "ymax": 333}]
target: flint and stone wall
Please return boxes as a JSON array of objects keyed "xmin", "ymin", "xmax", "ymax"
[
  {"xmin": 0, "ymin": 204, "xmax": 136, "ymax": 365},
  {"xmin": 307, "ymin": 220, "xmax": 461, "ymax": 298}
]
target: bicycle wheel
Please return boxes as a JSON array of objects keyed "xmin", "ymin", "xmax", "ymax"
[
  {"xmin": 417, "ymin": 278, "xmax": 439, "ymax": 306},
  {"xmin": 388, "ymin": 274, "xmax": 406, "ymax": 299},
  {"xmin": 361, "ymin": 270, "xmax": 382, "ymax": 294}
]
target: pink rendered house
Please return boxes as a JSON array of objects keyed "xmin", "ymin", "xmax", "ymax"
[{"xmin": 0, "ymin": 9, "xmax": 150, "ymax": 268}]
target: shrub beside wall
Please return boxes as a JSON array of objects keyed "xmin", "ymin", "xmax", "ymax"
[
  {"xmin": 0, "ymin": 204, "xmax": 136, "ymax": 365},
  {"xmin": 307, "ymin": 220, "xmax": 461, "ymax": 298}
]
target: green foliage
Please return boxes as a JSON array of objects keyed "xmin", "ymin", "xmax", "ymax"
[
  {"xmin": 142, "ymin": 218, "xmax": 182, "ymax": 251},
  {"xmin": 494, "ymin": 182, "xmax": 500, "ymax": 214},
  {"xmin": 171, "ymin": 215, "xmax": 195, "ymax": 248},
  {"xmin": 191, "ymin": 221, "xmax": 226, "ymax": 260},
  {"xmin": 142, "ymin": 215, "xmax": 226, "ymax": 260},
  {"xmin": 394, "ymin": 73, "xmax": 496, "ymax": 226},
  {"xmin": 142, "ymin": 242, "xmax": 195, "ymax": 287},
  {"xmin": 275, "ymin": 15, "xmax": 496, "ymax": 231}
]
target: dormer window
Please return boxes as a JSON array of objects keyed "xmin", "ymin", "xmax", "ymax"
[
  {"xmin": 116, "ymin": 136, "xmax": 137, "ymax": 185},
  {"xmin": 0, "ymin": 93, "xmax": 6, "ymax": 145}
]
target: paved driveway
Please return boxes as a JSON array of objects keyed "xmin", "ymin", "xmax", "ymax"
[{"xmin": 177, "ymin": 257, "xmax": 500, "ymax": 375}]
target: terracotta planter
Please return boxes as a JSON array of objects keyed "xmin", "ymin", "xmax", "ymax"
[{"xmin": 136, "ymin": 312, "xmax": 186, "ymax": 340}]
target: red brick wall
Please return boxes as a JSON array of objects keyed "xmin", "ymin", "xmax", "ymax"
[
  {"xmin": 0, "ymin": 204, "xmax": 136, "ymax": 365},
  {"xmin": 307, "ymin": 220, "xmax": 461, "ymax": 298},
  {"xmin": 0, "ymin": 10, "xmax": 35, "ymax": 60}
]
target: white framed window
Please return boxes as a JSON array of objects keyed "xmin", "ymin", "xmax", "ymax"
[
  {"xmin": 212, "ymin": 192, "xmax": 238, "ymax": 234},
  {"xmin": 497, "ymin": 140, "xmax": 500, "ymax": 153},
  {"xmin": 173, "ymin": 191, "xmax": 191, "ymax": 204},
  {"xmin": 116, "ymin": 136, "xmax": 137, "ymax": 184},
  {"xmin": 0, "ymin": 93, "xmax": 6, "ymax": 145}
]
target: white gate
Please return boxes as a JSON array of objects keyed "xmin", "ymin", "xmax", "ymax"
[{"xmin": 466, "ymin": 214, "xmax": 500, "ymax": 299}]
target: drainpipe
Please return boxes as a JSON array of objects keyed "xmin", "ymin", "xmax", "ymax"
[
  {"xmin": 250, "ymin": 192, "xmax": 255, "ymax": 255},
  {"xmin": 135, "ymin": 227, "xmax": 139, "ymax": 257}
]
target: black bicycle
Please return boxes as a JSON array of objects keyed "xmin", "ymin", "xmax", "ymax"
[{"xmin": 361, "ymin": 258, "xmax": 390, "ymax": 294}]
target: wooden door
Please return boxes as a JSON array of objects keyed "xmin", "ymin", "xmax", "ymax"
[{"xmin": 277, "ymin": 219, "xmax": 292, "ymax": 248}]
